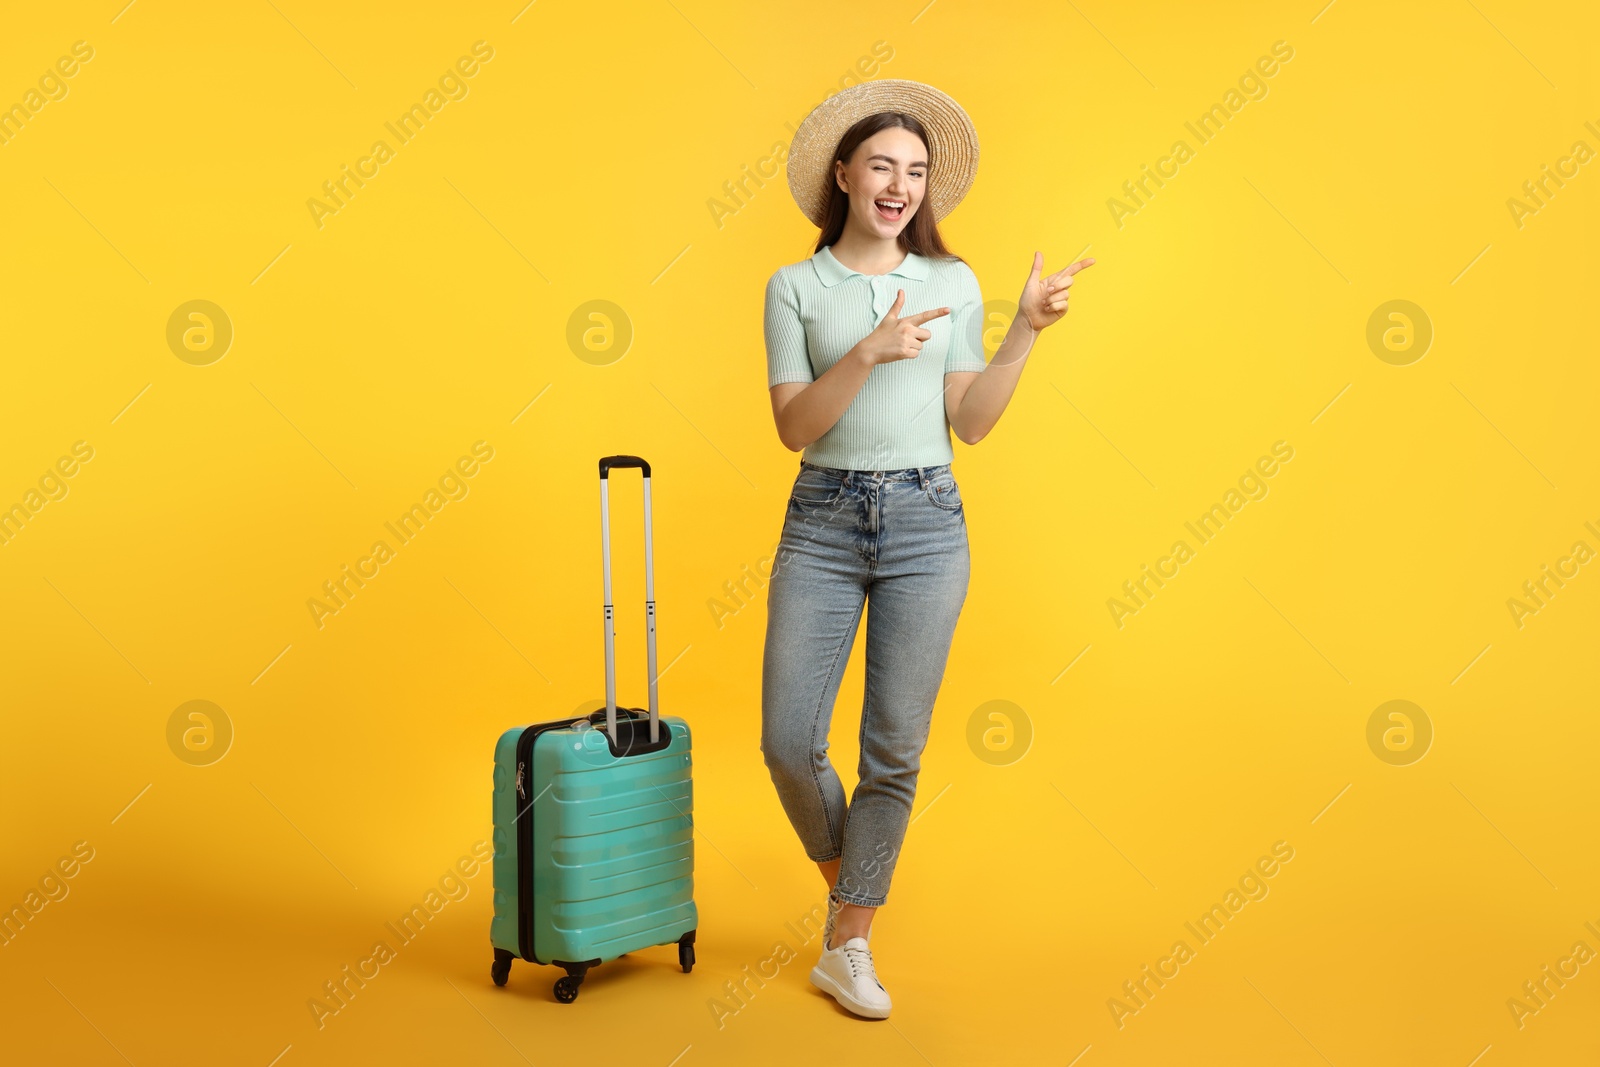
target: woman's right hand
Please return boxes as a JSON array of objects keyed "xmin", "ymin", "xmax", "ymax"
[{"xmin": 853, "ymin": 289, "xmax": 950, "ymax": 367}]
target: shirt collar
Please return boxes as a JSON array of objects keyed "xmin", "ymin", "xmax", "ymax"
[{"xmin": 811, "ymin": 244, "xmax": 930, "ymax": 288}]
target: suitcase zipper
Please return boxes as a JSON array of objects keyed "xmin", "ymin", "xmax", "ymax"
[
  {"xmin": 513, "ymin": 715, "xmax": 590, "ymax": 964},
  {"xmin": 515, "ymin": 728, "xmax": 542, "ymax": 963}
]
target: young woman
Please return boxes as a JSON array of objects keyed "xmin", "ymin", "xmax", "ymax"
[{"xmin": 760, "ymin": 79, "xmax": 1094, "ymax": 1019}]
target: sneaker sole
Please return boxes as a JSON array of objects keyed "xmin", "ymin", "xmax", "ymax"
[{"xmin": 808, "ymin": 965, "xmax": 891, "ymax": 1019}]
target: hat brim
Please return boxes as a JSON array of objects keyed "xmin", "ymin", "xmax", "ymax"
[{"xmin": 785, "ymin": 79, "xmax": 979, "ymax": 230}]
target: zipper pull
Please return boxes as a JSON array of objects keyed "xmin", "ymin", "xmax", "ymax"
[{"xmin": 516, "ymin": 761, "xmax": 525, "ymax": 800}]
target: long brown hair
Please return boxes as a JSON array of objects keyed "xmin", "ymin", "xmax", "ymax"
[{"xmin": 812, "ymin": 112, "xmax": 963, "ymax": 263}]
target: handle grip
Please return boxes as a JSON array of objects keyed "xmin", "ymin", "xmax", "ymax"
[{"xmin": 599, "ymin": 455, "xmax": 652, "ymax": 479}]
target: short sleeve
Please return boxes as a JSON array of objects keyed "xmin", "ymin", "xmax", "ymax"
[
  {"xmin": 945, "ymin": 264, "xmax": 988, "ymax": 374},
  {"xmin": 764, "ymin": 271, "xmax": 815, "ymax": 387}
]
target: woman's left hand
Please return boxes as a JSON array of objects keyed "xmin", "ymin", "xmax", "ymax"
[{"xmin": 1018, "ymin": 251, "xmax": 1095, "ymax": 332}]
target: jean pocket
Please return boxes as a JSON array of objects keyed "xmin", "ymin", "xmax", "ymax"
[
  {"xmin": 925, "ymin": 475, "xmax": 963, "ymax": 511},
  {"xmin": 789, "ymin": 471, "xmax": 843, "ymax": 511}
]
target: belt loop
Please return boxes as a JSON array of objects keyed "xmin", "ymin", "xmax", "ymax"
[{"xmin": 917, "ymin": 467, "xmax": 928, "ymax": 490}]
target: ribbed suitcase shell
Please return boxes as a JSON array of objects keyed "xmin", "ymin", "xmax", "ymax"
[{"xmin": 490, "ymin": 713, "xmax": 697, "ymax": 967}]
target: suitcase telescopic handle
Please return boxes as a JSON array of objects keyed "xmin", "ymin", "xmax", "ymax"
[{"xmin": 598, "ymin": 455, "xmax": 660, "ymax": 747}]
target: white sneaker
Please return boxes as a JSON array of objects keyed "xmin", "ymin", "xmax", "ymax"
[
  {"xmin": 822, "ymin": 892, "xmax": 872, "ymax": 949},
  {"xmin": 810, "ymin": 936, "xmax": 891, "ymax": 1018}
]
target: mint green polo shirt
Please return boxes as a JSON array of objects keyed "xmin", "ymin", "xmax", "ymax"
[{"xmin": 764, "ymin": 244, "xmax": 988, "ymax": 471}]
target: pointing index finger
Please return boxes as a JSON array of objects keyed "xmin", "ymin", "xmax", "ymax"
[
  {"xmin": 1056, "ymin": 257, "xmax": 1097, "ymax": 280},
  {"xmin": 1044, "ymin": 258, "xmax": 1096, "ymax": 288},
  {"xmin": 903, "ymin": 306, "xmax": 951, "ymax": 326}
]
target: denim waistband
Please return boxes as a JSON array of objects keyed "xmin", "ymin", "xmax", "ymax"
[{"xmin": 800, "ymin": 459, "xmax": 952, "ymax": 482}]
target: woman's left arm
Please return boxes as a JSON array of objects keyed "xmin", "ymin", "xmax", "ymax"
[{"xmin": 947, "ymin": 252, "xmax": 1095, "ymax": 445}]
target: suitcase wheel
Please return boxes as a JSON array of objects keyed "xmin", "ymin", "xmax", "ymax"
[
  {"xmin": 491, "ymin": 949, "xmax": 513, "ymax": 987},
  {"xmin": 551, "ymin": 960, "xmax": 596, "ymax": 1003},
  {"xmin": 679, "ymin": 942, "xmax": 695, "ymax": 973}
]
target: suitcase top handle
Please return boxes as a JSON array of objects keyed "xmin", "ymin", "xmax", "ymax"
[
  {"xmin": 599, "ymin": 455, "xmax": 651, "ymax": 479},
  {"xmin": 587, "ymin": 706, "xmax": 647, "ymax": 723}
]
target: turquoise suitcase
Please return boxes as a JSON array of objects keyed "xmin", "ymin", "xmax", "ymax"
[{"xmin": 489, "ymin": 456, "xmax": 697, "ymax": 1002}]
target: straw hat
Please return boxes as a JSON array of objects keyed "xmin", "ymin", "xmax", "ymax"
[{"xmin": 785, "ymin": 79, "xmax": 979, "ymax": 229}]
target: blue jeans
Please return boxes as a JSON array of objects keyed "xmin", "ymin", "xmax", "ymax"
[{"xmin": 760, "ymin": 459, "xmax": 970, "ymax": 908}]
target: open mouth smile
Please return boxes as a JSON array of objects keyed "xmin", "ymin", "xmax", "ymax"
[{"xmin": 874, "ymin": 198, "xmax": 905, "ymax": 221}]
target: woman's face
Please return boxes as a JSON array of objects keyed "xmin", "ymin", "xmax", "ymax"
[{"xmin": 834, "ymin": 126, "xmax": 928, "ymax": 237}]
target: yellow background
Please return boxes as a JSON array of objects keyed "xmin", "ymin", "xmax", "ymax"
[{"xmin": 2, "ymin": 1, "xmax": 1596, "ymax": 1063}]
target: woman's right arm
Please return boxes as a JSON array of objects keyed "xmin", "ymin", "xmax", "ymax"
[
  {"xmin": 766, "ymin": 275, "xmax": 948, "ymax": 452},
  {"xmin": 769, "ymin": 350, "xmax": 874, "ymax": 452}
]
